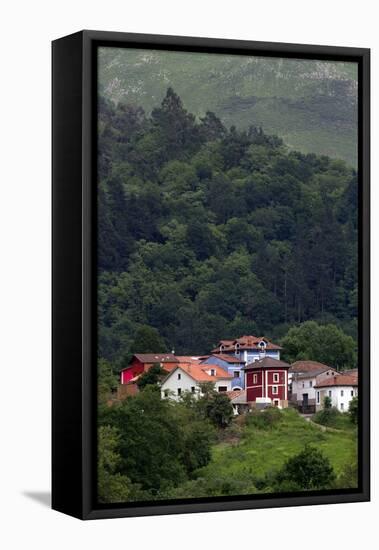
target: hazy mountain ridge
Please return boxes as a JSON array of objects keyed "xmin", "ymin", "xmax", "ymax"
[{"xmin": 98, "ymin": 48, "xmax": 358, "ymax": 166}]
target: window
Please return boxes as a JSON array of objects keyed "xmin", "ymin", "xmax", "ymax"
[
  {"xmin": 340, "ymin": 403, "xmax": 344, "ymax": 411},
  {"xmin": 341, "ymin": 390, "xmax": 344, "ymax": 397},
  {"xmin": 317, "ymin": 391, "xmax": 320, "ymax": 404},
  {"xmin": 272, "ymin": 386, "xmax": 278, "ymax": 395},
  {"xmin": 234, "ymin": 371, "xmax": 240, "ymax": 378},
  {"xmin": 309, "ymin": 380, "xmax": 313, "ymax": 387},
  {"xmin": 302, "ymin": 382, "xmax": 305, "ymax": 388},
  {"xmin": 328, "ymin": 390, "xmax": 332, "ymax": 397},
  {"xmin": 191, "ymin": 386, "xmax": 195, "ymax": 393},
  {"xmin": 164, "ymin": 389, "xmax": 169, "ymax": 397},
  {"xmin": 351, "ymin": 390, "xmax": 354, "ymax": 397},
  {"xmin": 177, "ymin": 373, "xmax": 181, "ymax": 380},
  {"xmin": 210, "ymin": 369, "xmax": 215, "ymax": 376},
  {"xmin": 273, "ymin": 373, "xmax": 279, "ymax": 383},
  {"xmin": 218, "ymin": 386, "xmax": 227, "ymax": 392},
  {"xmin": 253, "ymin": 374, "xmax": 258, "ymax": 384},
  {"xmin": 177, "ymin": 388, "xmax": 181, "ymax": 396}
]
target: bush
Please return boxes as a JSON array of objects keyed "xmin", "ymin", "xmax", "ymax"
[
  {"xmin": 246, "ymin": 407, "xmax": 283, "ymax": 430},
  {"xmin": 349, "ymin": 396, "xmax": 358, "ymax": 424},
  {"xmin": 324, "ymin": 395, "xmax": 332, "ymax": 409},
  {"xmin": 313, "ymin": 406, "xmax": 341, "ymax": 428},
  {"xmin": 275, "ymin": 444, "xmax": 336, "ymax": 490},
  {"xmin": 136, "ymin": 363, "xmax": 165, "ymax": 390},
  {"xmin": 196, "ymin": 386, "xmax": 234, "ymax": 428}
]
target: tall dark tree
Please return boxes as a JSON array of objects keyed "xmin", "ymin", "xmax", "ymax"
[
  {"xmin": 105, "ymin": 177, "xmax": 135, "ymax": 271},
  {"xmin": 199, "ymin": 111, "xmax": 226, "ymax": 141},
  {"xmin": 151, "ymin": 87, "xmax": 202, "ymax": 160}
]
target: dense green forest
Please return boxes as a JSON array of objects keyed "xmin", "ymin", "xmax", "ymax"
[{"xmin": 97, "ymin": 87, "xmax": 358, "ymax": 371}]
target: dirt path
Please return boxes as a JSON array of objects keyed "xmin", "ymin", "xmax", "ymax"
[{"xmin": 303, "ymin": 416, "xmax": 344, "ymax": 433}]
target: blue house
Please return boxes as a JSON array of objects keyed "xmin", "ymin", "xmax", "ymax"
[
  {"xmin": 208, "ymin": 335, "xmax": 282, "ymax": 389},
  {"xmin": 200, "ymin": 354, "xmax": 246, "ymax": 389}
]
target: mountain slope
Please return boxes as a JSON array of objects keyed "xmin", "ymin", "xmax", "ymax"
[{"xmin": 98, "ymin": 47, "xmax": 358, "ymax": 166}]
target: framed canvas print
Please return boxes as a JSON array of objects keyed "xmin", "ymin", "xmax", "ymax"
[{"xmin": 52, "ymin": 30, "xmax": 370, "ymax": 520}]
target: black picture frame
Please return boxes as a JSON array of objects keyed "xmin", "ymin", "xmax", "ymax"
[{"xmin": 52, "ymin": 30, "xmax": 370, "ymax": 520}]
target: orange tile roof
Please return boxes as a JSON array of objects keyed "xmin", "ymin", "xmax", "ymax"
[
  {"xmin": 315, "ymin": 375, "xmax": 358, "ymax": 388},
  {"xmin": 170, "ymin": 363, "xmax": 232, "ymax": 382}
]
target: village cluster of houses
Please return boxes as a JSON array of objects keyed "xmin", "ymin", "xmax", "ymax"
[{"xmin": 118, "ymin": 335, "xmax": 358, "ymax": 414}]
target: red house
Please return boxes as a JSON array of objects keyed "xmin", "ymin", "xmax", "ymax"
[
  {"xmin": 120, "ymin": 353, "xmax": 179, "ymax": 385},
  {"xmin": 244, "ymin": 357, "xmax": 290, "ymax": 408}
]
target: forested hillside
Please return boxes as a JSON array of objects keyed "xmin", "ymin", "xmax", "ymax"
[
  {"xmin": 97, "ymin": 88, "xmax": 358, "ymax": 370},
  {"xmin": 99, "ymin": 48, "xmax": 358, "ymax": 165}
]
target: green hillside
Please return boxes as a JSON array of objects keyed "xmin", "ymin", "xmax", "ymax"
[
  {"xmin": 98, "ymin": 47, "xmax": 358, "ymax": 166},
  {"xmin": 158, "ymin": 408, "xmax": 358, "ymax": 499}
]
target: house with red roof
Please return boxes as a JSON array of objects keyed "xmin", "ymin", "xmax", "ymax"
[
  {"xmin": 315, "ymin": 374, "xmax": 358, "ymax": 412},
  {"xmin": 120, "ymin": 353, "xmax": 179, "ymax": 385},
  {"xmin": 160, "ymin": 363, "xmax": 232, "ymax": 401},
  {"xmin": 211, "ymin": 335, "xmax": 282, "ymax": 365}
]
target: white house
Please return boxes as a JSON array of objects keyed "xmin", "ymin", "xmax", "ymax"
[
  {"xmin": 161, "ymin": 363, "xmax": 232, "ymax": 401},
  {"xmin": 290, "ymin": 362, "xmax": 339, "ymax": 410},
  {"xmin": 315, "ymin": 374, "xmax": 358, "ymax": 412}
]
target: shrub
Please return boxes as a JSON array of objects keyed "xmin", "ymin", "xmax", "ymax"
[
  {"xmin": 275, "ymin": 444, "xmax": 336, "ymax": 490},
  {"xmin": 313, "ymin": 406, "xmax": 341, "ymax": 428},
  {"xmin": 324, "ymin": 395, "xmax": 332, "ymax": 409},
  {"xmin": 246, "ymin": 407, "xmax": 283, "ymax": 429},
  {"xmin": 349, "ymin": 396, "xmax": 358, "ymax": 424}
]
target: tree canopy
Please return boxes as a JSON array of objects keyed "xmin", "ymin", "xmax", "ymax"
[
  {"xmin": 275, "ymin": 444, "xmax": 336, "ymax": 490},
  {"xmin": 97, "ymin": 88, "xmax": 358, "ymax": 368},
  {"xmin": 99, "ymin": 387, "xmax": 215, "ymax": 494},
  {"xmin": 280, "ymin": 321, "xmax": 357, "ymax": 369}
]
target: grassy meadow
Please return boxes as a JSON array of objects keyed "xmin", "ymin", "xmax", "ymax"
[{"xmin": 163, "ymin": 408, "xmax": 358, "ymax": 499}]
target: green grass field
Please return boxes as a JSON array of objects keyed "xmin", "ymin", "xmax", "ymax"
[
  {"xmin": 202, "ymin": 409, "xmax": 356, "ymax": 480},
  {"xmin": 157, "ymin": 408, "xmax": 357, "ymax": 500}
]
